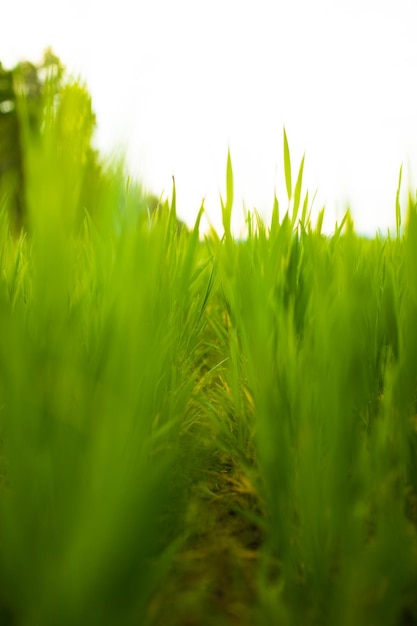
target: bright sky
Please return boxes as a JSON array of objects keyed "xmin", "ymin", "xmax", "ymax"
[{"xmin": 2, "ymin": 0, "xmax": 417, "ymax": 235}]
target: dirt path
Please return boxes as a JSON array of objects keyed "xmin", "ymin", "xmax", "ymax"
[{"xmin": 148, "ymin": 451, "xmax": 263, "ymax": 626}]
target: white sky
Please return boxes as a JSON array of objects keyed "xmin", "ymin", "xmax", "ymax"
[{"xmin": 2, "ymin": 0, "xmax": 417, "ymax": 235}]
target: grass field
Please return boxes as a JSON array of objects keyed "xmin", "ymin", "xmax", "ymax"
[{"xmin": 0, "ymin": 82, "xmax": 417, "ymax": 626}]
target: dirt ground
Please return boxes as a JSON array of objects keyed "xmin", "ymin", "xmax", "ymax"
[{"xmin": 147, "ymin": 450, "xmax": 263, "ymax": 626}]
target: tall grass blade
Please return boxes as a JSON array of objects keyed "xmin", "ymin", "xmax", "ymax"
[
  {"xmin": 221, "ymin": 148, "xmax": 233, "ymax": 239},
  {"xmin": 283, "ymin": 127, "xmax": 292, "ymax": 202},
  {"xmin": 292, "ymin": 153, "xmax": 305, "ymax": 227},
  {"xmin": 396, "ymin": 164, "xmax": 403, "ymax": 238}
]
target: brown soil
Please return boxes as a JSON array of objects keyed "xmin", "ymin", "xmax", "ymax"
[{"xmin": 147, "ymin": 453, "xmax": 263, "ymax": 626}]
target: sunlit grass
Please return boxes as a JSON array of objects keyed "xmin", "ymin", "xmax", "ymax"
[{"xmin": 0, "ymin": 80, "xmax": 416, "ymax": 626}]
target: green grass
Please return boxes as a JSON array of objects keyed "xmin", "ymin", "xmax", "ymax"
[{"xmin": 0, "ymin": 82, "xmax": 416, "ymax": 626}]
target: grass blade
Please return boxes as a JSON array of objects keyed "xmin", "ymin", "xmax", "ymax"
[
  {"xmin": 283, "ymin": 127, "xmax": 292, "ymax": 203},
  {"xmin": 396, "ymin": 164, "xmax": 403, "ymax": 238},
  {"xmin": 221, "ymin": 149, "xmax": 234, "ymax": 239}
]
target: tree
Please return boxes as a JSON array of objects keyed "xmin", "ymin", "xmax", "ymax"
[
  {"xmin": 0, "ymin": 49, "xmax": 65, "ymax": 230},
  {"xmin": 0, "ymin": 60, "xmax": 26, "ymax": 226},
  {"xmin": 0, "ymin": 49, "xmax": 104, "ymax": 232},
  {"xmin": 0, "ymin": 49, "xmax": 186, "ymax": 236}
]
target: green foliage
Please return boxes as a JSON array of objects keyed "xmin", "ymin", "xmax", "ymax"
[
  {"xmin": 0, "ymin": 84, "xmax": 207, "ymax": 624},
  {"xmin": 203, "ymin": 134, "xmax": 417, "ymax": 626},
  {"xmin": 0, "ymin": 50, "xmax": 63, "ymax": 229},
  {"xmin": 221, "ymin": 161, "xmax": 417, "ymax": 626},
  {"xmin": 0, "ymin": 77, "xmax": 416, "ymax": 626},
  {"xmin": 0, "ymin": 50, "xmax": 124, "ymax": 234}
]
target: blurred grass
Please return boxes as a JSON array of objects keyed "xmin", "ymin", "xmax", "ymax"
[
  {"xmin": 214, "ymin": 135, "xmax": 417, "ymax": 626},
  {"xmin": 0, "ymin": 81, "xmax": 416, "ymax": 626},
  {"xmin": 0, "ymin": 81, "xmax": 210, "ymax": 626}
]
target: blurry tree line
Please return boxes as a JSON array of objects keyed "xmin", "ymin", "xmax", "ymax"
[
  {"xmin": 0, "ymin": 48, "xmax": 178, "ymax": 234},
  {"xmin": 2, "ymin": 50, "xmax": 72, "ymax": 228}
]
